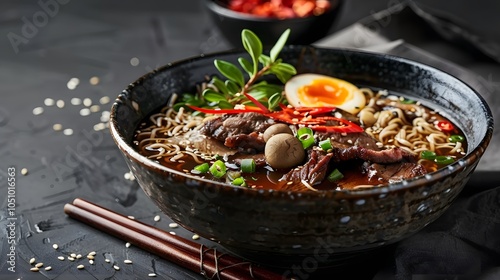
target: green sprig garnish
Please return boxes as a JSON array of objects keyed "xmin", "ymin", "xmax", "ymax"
[{"xmin": 177, "ymin": 29, "xmax": 297, "ymax": 112}]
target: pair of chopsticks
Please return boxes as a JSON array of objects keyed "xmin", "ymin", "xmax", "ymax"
[{"xmin": 64, "ymin": 198, "xmax": 284, "ymax": 280}]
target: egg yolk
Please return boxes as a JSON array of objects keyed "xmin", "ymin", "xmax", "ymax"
[{"xmin": 297, "ymin": 78, "xmax": 349, "ymax": 106}]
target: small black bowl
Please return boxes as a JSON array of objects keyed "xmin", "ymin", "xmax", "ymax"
[{"xmin": 205, "ymin": 0, "xmax": 343, "ymax": 47}]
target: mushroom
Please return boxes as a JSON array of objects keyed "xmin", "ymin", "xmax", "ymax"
[
  {"xmin": 265, "ymin": 133, "xmax": 305, "ymax": 169},
  {"xmin": 263, "ymin": 123, "xmax": 293, "ymax": 142}
]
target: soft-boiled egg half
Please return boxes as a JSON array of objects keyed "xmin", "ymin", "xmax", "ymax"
[{"xmin": 284, "ymin": 73, "xmax": 366, "ymax": 115}]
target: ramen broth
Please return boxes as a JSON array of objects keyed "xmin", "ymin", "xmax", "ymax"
[{"xmin": 133, "ymin": 89, "xmax": 467, "ymax": 191}]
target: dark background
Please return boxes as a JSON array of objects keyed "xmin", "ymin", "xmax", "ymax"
[{"xmin": 1, "ymin": 0, "xmax": 499, "ymax": 279}]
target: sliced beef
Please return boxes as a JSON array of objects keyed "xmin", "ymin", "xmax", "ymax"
[
  {"xmin": 282, "ymin": 149, "xmax": 333, "ymax": 186},
  {"xmin": 224, "ymin": 132, "xmax": 265, "ymax": 152},
  {"xmin": 200, "ymin": 112, "xmax": 274, "ymax": 153},
  {"xmin": 230, "ymin": 153, "xmax": 267, "ymax": 168},
  {"xmin": 316, "ymin": 132, "xmax": 380, "ymax": 150},
  {"xmin": 330, "ymin": 146, "xmax": 418, "ymax": 164},
  {"xmin": 363, "ymin": 162, "xmax": 427, "ymax": 184}
]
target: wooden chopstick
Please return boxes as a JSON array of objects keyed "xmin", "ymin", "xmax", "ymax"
[{"xmin": 64, "ymin": 198, "xmax": 284, "ymax": 280}]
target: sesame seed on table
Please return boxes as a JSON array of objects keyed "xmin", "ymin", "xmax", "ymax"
[{"xmin": 2, "ymin": 0, "xmax": 500, "ymax": 279}]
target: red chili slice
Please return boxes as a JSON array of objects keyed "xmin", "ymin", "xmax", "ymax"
[
  {"xmin": 436, "ymin": 120, "xmax": 454, "ymax": 132},
  {"xmin": 187, "ymin": 103, "xmax": 363, "ymax": 134}
]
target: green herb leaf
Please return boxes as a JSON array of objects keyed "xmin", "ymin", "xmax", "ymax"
[
  {"xmin": 225, "ymin": 80, "xmax": 240, "ymax": 95},
  {"xmin": 214, "ymin": 60, "xmax": 245, "ymax": 87},
  {"xmin": 217, "ymin": 100, "xmax": 234, "ymax": 109},
  {"xmin": 203, "ymin": 89, "xmax": 227, "ymax": 103},
  {"xmin": 241, "ymin": 29, "xmax": 263, "ymax": 75},
  {"xmin": 268, "ymin": 92, "xmax": 283, "ymax": 110},
  {"xmin": 211, "ymin": 76, "xmax": 229, "ymax": 96},
  {"xmin": 238, "ymin": 57, "xmax": 253, "ymax": 77},
  {"xmin": 270, "ymin": 28, "xmax": 290, "ymax": 62}
]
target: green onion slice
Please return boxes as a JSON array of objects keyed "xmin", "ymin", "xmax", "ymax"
[
  {"xmin": 319, "ymin": 139, "xmax": 332, "ymax": 151},
  {"xmin": 209, "ymin": 160, "xmax": 227, "ymax": 178},
  {"xmin": 240, "ymin": 158, "xmax": 256, "ymax": 173},
  {"xmin": 434, "ymin": 155, "xmax": 454, "ymax": 165},
  {"xmin": 192, "ymin": 162, "xmax": 209, "ymax": 174},
  {"xmin": 420, "ymin": 150, "xmax": 437, "ymax": 160},
  {"xmin": 327, "ymin": 169, "xmax": 344, "ymax": 182},
  {"xmin": 297, "ymin": 127, "xmax": 314, "ymax": 149},
  {"xmin": 449, "ymin": 135, "xmax": 464, "ymax": 143},
  {"xmin": 232, "ymin": 177, "xmax": 246, "ymax": 186}
]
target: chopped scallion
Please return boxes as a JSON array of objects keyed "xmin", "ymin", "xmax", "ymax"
[
  {"xmin": 327, "ymin": 169, "xmax": 344, "ymax": 182},
  {"xmin": 240, "ymin": 158, "xmax": 256, "ymax": 173},
  {"xmin": 319, "ymin": 139, "xmax": 332, "ymax": 151},
  {"xmin": 209, "ymin": 160, "xmax": 226, "ymax": 178},
  {"xmin": 297, "ymin": 127, "xmax": 314, "ymax": 149},
  {"xmin": 449, "ymin": 135, "xmax": 464, "ymax": 143},
  {"xmin": 420, "ymin": 150, "xmax": 436, "ymax": 160},
  {"xmin": 434, "ymin": 155, "xmax": 454, "ymax": 165},
  {"xmin": 193, "ymin": 163, "xmax": 209, "ymax": 173},
  {"xmin": 232, "ymin": 177, "xmax": 246, "ymax": 186}
]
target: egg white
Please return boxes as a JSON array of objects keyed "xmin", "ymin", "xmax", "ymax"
[{"xmin": 284, "ymin": 73, "xmax": 366, "ymax": 115}]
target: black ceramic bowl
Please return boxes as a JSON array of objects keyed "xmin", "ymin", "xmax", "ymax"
[
  {"xmin": 205, "ymin": 0, "xmax": 343, "ymax": 47},
  {"xmin": 110, "ymin": 46, "xmax": 493, "ymax": 267}
]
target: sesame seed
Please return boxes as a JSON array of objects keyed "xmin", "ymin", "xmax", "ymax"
[
  {"xmin": 168, "ymin": 222, "xmax": 178, "ymax": 228},
  {"xmin": 125, "ymin": 242, "xmax": 131, "ymax": 248},
  {"xmin": 30, "ymin": 267, "xmax": 39, "ymax": 272},
  {"xmin": 83, "ymin": 98, "xmax": 92, "ymax": 107},
  {"xmin": 124, "ymin": 259, "xmax": 133, "ymax": 264},
  {"xmin": 29, "ymin": 258, "xmax": 36, "ymax": 264},
  {"xmin": 99, "ymin": 96, "xmax": 110, "ymax": 105},
  {"xmin": 68, "ymin": 257, "xmax": 75, "ymax": 262},
  {"xmin": 45, "ymin": 266, "xmax": 52, "ymax": 271},
  {"xmin": 76, "ymin": 254, "xmax": 82, "ymax": 259},
  {"xmin": 113, "ymin": 265, "xmax": 120, "ymax": 271},
  {"xmin": 58, "ymin": 256, "xmax": 65, "ymax": 261},
  {"xmin": 71, "ymin": 97, "xmax": 82, "ymax": 105},
  {"xmin": 154, "ymin": 215, "xmax": 161, "ymax": 222},
  {"xmin": 63, "ymin": 128, "xmax": 73, "ymax": 136},
  {"xmin": 67, "ymin": 78, "xmax": 80, "ymax": 90},
  {"xmin": 77, "ymin": 264, "xmax": 84, "ymax": 270},
  {"xmin": 53, "ymin": 123, "xmax": 63, "ymax": 131},
  {"xmin": 44, "ymin": 98, "xmax": 55, "ymax": 106},
  {"xmin": 52, "ymin": 244, "xmax": 59, "ymax": 250},
  {"xmin": 90, "ymin": 105, "xmax": 100, "ymax": 113},
  {"xmin": 130, "ymin": 57, "xmax": 140, "ymax": 66},
  {"xmin": 21, "ymin": 168, "xmax": 28, "ymax": 175},
  {"xmin": 148, "ymin": 273, "xmax": 157, "ymax": 277},
  {"xmin": 88, "ymin": 251, "xmax": 96, "ymax": 256},
  {"xmin": 87, "ymin": 255, "xmax": 94, "ymax": 260},
  {"xmin": 127, "ymin": 216, "xmax": 135, "ymax": 220},
  {"xmin": 35, "ymin": 263, "xmax": 43, "ymax": 268},
  {"xmin": 80, "ymin": 108, "xmax": 91, "ymax": 116},
  {"xmin": 105, "ymin": 258, "xmax": 111, "ymax": 263},
  {"xmin": 93, "ymin": 122, "xmax": 106, "ymax": 131},
  {"xmin": 192, "ymin": 234, "xmax": 200, "ymax": 240},
  {"xmin": 89, "ymin": 76, "xmax": 100, "ymax": 85},
  {"xmin": 89, "ymin": 259, "xmax": 94, "ymax": 265},
  {"xmin": 132, "ymin": 101, "xmax": 139, "ymax": 111},
  {"xmin": 56, "ymin": 100, "xmax": 65, "ymax": 108},
  {"xmin": 169, "ymin": 231, "xmax": 176, "ymax": 235},
  {"xmin": 32, "ymin": 107, "xmax": 44, "ymax": 115}
]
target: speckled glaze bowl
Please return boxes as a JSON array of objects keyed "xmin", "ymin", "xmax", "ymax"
[
  {"xmin": 110, "ymin": 46, "xmax": 493, "ymax": 267},
  {"xmin": 205, "ymin": 0, "xmax": 343, "ymax": 47}
]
